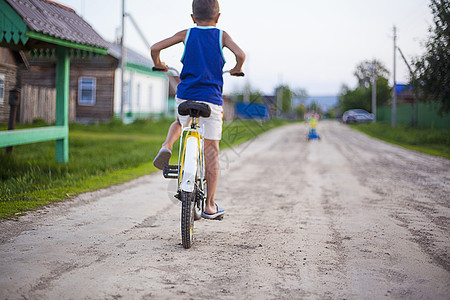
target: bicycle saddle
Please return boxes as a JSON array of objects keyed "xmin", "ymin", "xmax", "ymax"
[{"xmin": 178, "ymin": 101, "xmax": 211, "ymax": 118}]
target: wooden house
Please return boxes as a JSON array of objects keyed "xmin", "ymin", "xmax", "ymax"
[
  {"xmin": 18, "ymin": 48, "xmax": 117, "ymax": 123},
  {"xmin": 396, "ymin": 84, "xmax": 415, "ymax": 104},
  {"xmin": 0, "ymin": 47, "xmax": 19, "ymax": 123},
  {"xmin": 0, "ymin": 0, "xmax": 110, "ymax": 162},
  {"xmin": 0, "ymin": 0, "xmax": 114, "ymax": 125}
]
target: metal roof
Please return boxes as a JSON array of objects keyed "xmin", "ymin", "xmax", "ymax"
[
  {"xmin": 108, "ymin": 42, "xmax": 154, "ymax": 69},
  {"xmin": 6, "ymin": 0, "xmax": 109, "ymax": 49}
]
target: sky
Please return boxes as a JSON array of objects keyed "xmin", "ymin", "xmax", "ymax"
[{"xmin": 58, "ymin": 0, "xmax": 433, "ymax": 96}]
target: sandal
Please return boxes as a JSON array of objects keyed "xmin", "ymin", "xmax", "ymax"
[
  {"xmin": 201, "ymin": 204, "xmax": 226, "ymax": 219},
  {"xmin": 153, "ymin": 149, "xmax": 172, "ymax": 170}
]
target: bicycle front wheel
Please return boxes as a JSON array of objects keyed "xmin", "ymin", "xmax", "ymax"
[{"xmin": 181, "ymin": 191, "xmax": 195, "ymax": 249}]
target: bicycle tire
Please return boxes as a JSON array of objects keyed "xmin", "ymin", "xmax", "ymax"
[{"xmin": 181, "ymin": 190, "xmax": 195, "ymax": 249}]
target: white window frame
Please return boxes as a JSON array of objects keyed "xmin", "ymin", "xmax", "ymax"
[
  {"xmin": 0, "ymin": 74, "xmax": 5, "ymax": 104},
  {"xmin": 78, "ymin": 77, "xmax": 96, "ymax": 106}
]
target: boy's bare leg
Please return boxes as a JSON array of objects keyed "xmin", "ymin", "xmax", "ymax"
[
  {"xmin": 204, "ymin": 139, "xmax": 220, "ymax": 214},
  {"xmin": 161, "ymin": 119, "xmax": 182, "ymax": 151}
]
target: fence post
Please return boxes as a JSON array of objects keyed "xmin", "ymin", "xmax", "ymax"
[{"xmin": 55, "ymin": 46, "xmax": 70, "ymax": 163}]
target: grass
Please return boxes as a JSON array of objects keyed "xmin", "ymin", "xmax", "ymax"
[
  {"xmin": 350, "ymin": 122, "xmax": 450, "ymax": 159},
  {"xmin": 0, "ymin": 118, "xmax": 291, "ymax": 219}
]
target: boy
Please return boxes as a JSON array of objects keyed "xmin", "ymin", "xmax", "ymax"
[{"xmin": 151, "ymin": 0, "xmax": 245, "ymax": 219}]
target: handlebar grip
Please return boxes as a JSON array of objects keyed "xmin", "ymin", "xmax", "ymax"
[
  {"xmin": 231, "ymin": 72, "xmax": 245, "ymax": 77},
  {"xmin": 152, "ymin": 67, "xmax": 167, "ymax": 72}
]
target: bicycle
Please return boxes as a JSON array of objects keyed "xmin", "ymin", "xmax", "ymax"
[{"xmin": 153, "ymin": 67, "xmax": 244, "ymax": 248}]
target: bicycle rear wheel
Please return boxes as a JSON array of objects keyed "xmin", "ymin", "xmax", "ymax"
[{"xmin": 181, "ymin": 190, "xmax": 195, "ymax": 249}]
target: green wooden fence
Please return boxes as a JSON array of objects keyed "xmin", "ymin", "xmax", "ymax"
[
  {"xmin": 0, "ymin": 46, "xmax": 70, "ymax": 162},
  {"xmin": 377, "ymin": 102, "xmax": 450, "ymax": 130}
]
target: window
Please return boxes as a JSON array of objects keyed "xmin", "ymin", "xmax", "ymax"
[
  {"xmin": 78, "ymin": 77, "xmax": 96, "ymax": 105},
  {"xmin": 0, "ymin": 74, "xmax": 5, "ymax": 103}
]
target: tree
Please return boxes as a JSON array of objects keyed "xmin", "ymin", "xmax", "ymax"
[
  {"xmin": 293, "ymin": 88, "xmax": 308, "ymax": 99},
  {"xmin": 324, "ymin": 108, "xmax": 335, "ymax": 119},
  {"xmin": 275, "ymin": 85, "xmax": 293, "ymax": 113},
  {"xmin": 308, "ymin": 101, "xmax": 323, "ymax": 114},
  {"xmin": 338, "ymin": 86, "xmax": 367, "ymax": 111},
  {"xmin": 339, "ymin": 60, "xmax": 392, "ymax": 112},
  {"xmin": 412, "ymin": 0, "xmax": 450, "ymax": 115},
  {"xmin": 232, "ymin": 84, "xmax": 263, "ymax": 104},
  {"xmin": 354, "ymin": 59, "xmax": 389, "ymax": 89},
  {"xmin": 281, "ymin": 86, "xmax": 293, "ymax": 113},
  {"xmin": 295, "ymin": 103, "xmax": 306, "ymax": 120}
]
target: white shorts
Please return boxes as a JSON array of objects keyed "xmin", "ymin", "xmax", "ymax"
[{"xmin": 176, "ymin": 98, "xmax": 223, "ymax": 140}]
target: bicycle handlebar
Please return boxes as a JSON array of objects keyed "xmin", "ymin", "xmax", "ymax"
[
  {"xmin": 223, "ymin": 70, "xmax": 245, "ymax": 77},
  {"xmin": 152, "ymin": 67, "xmax": 167, "ymax": 72},
  {"xmin": 152, "ymin": 66, "xmax": 180, "ymax": 76},
  {"xmin": 152, "ymin": 67, "xmax": 244, "ymax": 77}
]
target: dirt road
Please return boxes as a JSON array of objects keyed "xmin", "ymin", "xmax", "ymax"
[{"xmin": 1, "ymin": 121, "xmax": 449, "ymax": 299}]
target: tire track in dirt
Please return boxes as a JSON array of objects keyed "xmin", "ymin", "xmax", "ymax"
[{"xmin": 325, "ymin": 123, "xmax": 450, "ymax": 273}]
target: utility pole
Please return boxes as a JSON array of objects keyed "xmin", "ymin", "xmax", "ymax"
[
  {"xmin": 371, "ymin": 60, "xmax": 377, "ymax": 123},
  {"xmin": 120, "ymin": 0, "xmax": 126, "ymax": 120},
  {"xmin": 244, "ymin": 83, "xmax": 250, "ymax": 103},
  {"xmin": 392, "ymin": 26, "xmax": 397, "ymax": 128}
]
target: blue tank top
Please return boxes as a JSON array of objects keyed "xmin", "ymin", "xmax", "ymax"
[{"xmin": 177, "ymin": 27, "xmax": 226, "ymax": 106}]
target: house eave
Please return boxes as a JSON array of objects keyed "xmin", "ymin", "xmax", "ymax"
[{"xmin": 26, "ymin": 31, "xmax": 108, "ymax": 55}]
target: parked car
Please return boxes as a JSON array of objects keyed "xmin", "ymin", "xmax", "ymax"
[{"xmin": 342, "ymin": 109, "xmax": 375, "ymax": 123}]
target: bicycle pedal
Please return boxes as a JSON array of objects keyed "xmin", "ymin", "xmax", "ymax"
[{"xmin": 163, "ymin": 165, "xmax": 178, "ymax": 179}]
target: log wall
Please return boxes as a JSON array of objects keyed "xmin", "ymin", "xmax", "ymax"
[{"xmin": 19, "ymin": 85, "xmax": 76, "ymax": 123}]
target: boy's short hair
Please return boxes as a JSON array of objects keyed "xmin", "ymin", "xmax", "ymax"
[{"xmin": 192, "ymin": 0, "xmax": 220, "ymax": 22}]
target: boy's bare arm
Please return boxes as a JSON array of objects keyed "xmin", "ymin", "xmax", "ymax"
[
  {"xmin": 151, "ymin": 30, "xmax": 187, "ymax": 71},
  {"xmin": 223, "ymin": 31, "xmax": 245, "ymax": 75}
]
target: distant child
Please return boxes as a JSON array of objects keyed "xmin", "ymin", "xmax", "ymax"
[
  {"xmin": 309, "ymin": 114, "xmax": 318, "ymax": 130},
  {"xmin": 307, "ymin": 114, "xmax": 321, "ymax": 140},
  {"xmin": 151, "ymin": 0, "xmax": 245, "ymax": 219}
]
